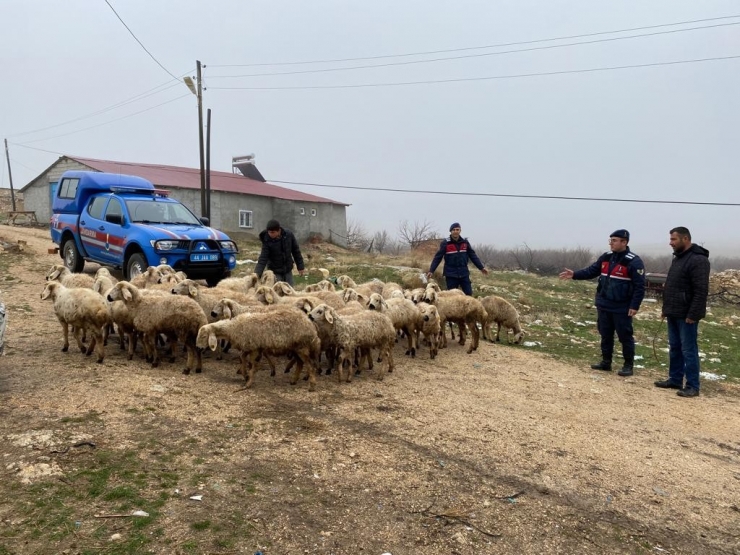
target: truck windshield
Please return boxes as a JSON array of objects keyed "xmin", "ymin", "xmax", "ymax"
[{"xmin": 127, "ymin": 200, "xmax": 202, "ymax": 225}]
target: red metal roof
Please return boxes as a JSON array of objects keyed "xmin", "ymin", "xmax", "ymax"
[{"xmin": 68, "ymin": 156, "xmax": 347, "ymax": 206}]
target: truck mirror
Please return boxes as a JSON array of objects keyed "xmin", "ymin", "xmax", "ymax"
[
  {"xmin": 106, "ymin": 213, "xmax": 124, "ymax": 225},
  {"xmin": 199, "ymin": 217, "xmax": 210, "ymax": 226}
]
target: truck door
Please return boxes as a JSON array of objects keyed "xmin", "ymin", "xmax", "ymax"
[
  {"xmin": 97, "ymin": 198, "xmax": 126, "ymax": 265},
  {"xmin": 78, "ymin": 196, "xmax": 109, "ymax": 261}
]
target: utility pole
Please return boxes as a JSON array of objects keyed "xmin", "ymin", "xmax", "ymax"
[
  {"xmin": 196, "ymin": 60, "xmax": 206, "ymax": 218},
  {"xmin": 205, "ymin": 108, "xmax": 212, "ymax": 221},
  {"xmin": 3, "ymin": 139, "xmax": 17, "ymax": 211}
]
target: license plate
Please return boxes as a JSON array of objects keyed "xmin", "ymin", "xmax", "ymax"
[{"xmin": 190, "ymin": 253, "xmax": 219, "ymax": 262}]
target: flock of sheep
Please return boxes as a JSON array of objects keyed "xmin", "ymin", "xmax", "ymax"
[{"xmin": 41, "ymin": 264, "xmax": 525, "ymax": 391}]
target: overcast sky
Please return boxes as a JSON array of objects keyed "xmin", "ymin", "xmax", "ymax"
[{"xmin": 2, "ymin": 1, "xmax": 739, "ymax": 255}]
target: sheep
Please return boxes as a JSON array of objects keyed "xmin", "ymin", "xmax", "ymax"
[
  {"xmin": 129, "ymin": 266, "xmax": 165, "ymax": 288},
  {"xmin": 308, "ymin": 304, "xmax": 395, "ymax": 383},
  {"xmin": 422, "ymin": 289, "xmax": 487, "ymax": 354},
  {"xmin": 171, "ymin": 279, "xmax": 254, "ymax": 321},
  {"xmin": 215, "ymin": 273, "xmax": 260, "ymax": 295},
  {"xmin": 94, "ymin": 267, "xmax": 118, "ymax": 285},
  {"xmin": 423, "ymin": 285, "xmax": 465, "ymax": 339},
  {"xmin": 196, "ymin": 308, "xmax": 321, "ymax": 391},
  {"xmin": 107, "ymin": 281, "xmax": 207, "ymax": 374},
  {"xmin": 41, "ymin": 282, "xmax": 110, "ymax": 363},
  {"xmin": 381, "ymin": 282, "xmax": 403, "ymax": 300},
  {"xmin": 46, "ymin": 264, "xmax": 95, "ymax": 289},
  {"xmin": 92, "ymin": 273, "xmax": 117, "ymax": 345},
  {"xmin": 272, "ymin": 282, "xmax": 345, "ymax": 310},
  {"xmin": 303, "ymin": 279, "xmax": 336, "ymax": 293},
  {"xmin": 406, "ymin": 287, "xmax": 426, "ymax": 305},
  {"xmin": 416, "ymin": 302, "xmax": 441, "ymax": 359},
  {"xmin": 341, "ymin": 288, "xmax": 369, "ymax": 307},
  {"xmin": 336, "ymin": 275, "xmax": 384, "ymax": 297},
  {"xmin": 366, "ymin": 293, "xmax": 419, "ymax": 358},
  {"xmin": 480, "ymin": 295, "xmax": 525, "ymax": 344},
  {"xmin": 260, "ymin": 270, "xmax": 276, "ymax": 287}
]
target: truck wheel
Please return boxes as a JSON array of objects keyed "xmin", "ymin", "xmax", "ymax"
[
  {"xmin": 126, "ymin": 253, "xmax": 147, "ymax": 281},
  {"xmin": 62, "ymin": 239, "xmax": 85, "ymax": 273}
]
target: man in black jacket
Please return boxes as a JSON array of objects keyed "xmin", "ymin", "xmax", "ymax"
[
  {"xmin": 426, "ymin": 222, "xmax": 488, "ymax": 296},
  {"xmin": 654, "ymin": 227, "xmax": 710, "ymax": 398},
  {"xmin": 559, "ymin": 229, "xmax": 645, "ymax": 376},
  {"xmin": 255, "ymin": 219, "xmax": 305, "ymax": 286}
]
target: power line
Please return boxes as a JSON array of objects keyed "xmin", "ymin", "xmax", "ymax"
[
  {"xmin": 6, "ymin": 77, "xmax": 189, "ymax": 139},
  {"xmin": 103, "ymin": 0, "xmax": 180, "ymax": 80},
  {"xmin": 209, "ymin": 54, "xmax": 740, "ymax": 91},
  {"xmin": 208, "ymin": 22, "xmax": 740, "ymax": 79},
  {"xmin": 16, "ymin": 94, "xmax": 191, "ymax": 145},
  {"xmin": 269, "ymin": 180, "xmax": 740, "ymax": 207},
  {"xmin": 209, "ymin": 14, "xmax": 740, "ymax": 68}
]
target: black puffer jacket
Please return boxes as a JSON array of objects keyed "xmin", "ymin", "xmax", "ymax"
[
  {"xmin": 255, "ymin": 227, "xmax": 305, "ymax": 277},
  {"xmin": 662, "ymin": 244, "xmax": 710, "ymax": 321}
]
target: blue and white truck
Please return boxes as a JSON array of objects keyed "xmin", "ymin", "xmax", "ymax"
[{"xmin": 50, "ymin": 171, "xmax": 238, "ymax": 285}]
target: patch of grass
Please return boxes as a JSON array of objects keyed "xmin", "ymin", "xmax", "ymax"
[
  {"xmin": 190, "ymin": 520, "xmax": 211, "ymax": 531},
  {"xmin": 60, "ymin": 411, "xmax": 102, "ymax": 424}
]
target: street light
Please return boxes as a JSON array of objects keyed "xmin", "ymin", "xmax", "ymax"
[{"xmin": 184, "ymin": 62, "xmax": 207, "ymax": 219}]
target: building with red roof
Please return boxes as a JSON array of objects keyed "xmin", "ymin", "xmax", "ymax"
[{"xmin": 20, "ymin": 155, "xmax": 349, "ymax": 246}]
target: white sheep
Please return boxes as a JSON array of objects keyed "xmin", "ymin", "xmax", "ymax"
[
  {"xmin": 416, "ymin": 302, "xmax": 441, "ymax": 359},
  {"xmin": 46, "ymin": 264, "xmax": 95, "ymax": 289},
  {"xmin": 366, "ymin": 293, "xmax": 419, "ymax": 358},
  {"xmin": 171, "ymin": 279, "xmax": 253, "ymax": 321},
  {"xmin": 308, "ymin": 304, "xmax": 395, "ymax": 383},
  {"xmin": 107, "ymin": 281, "xmax": 207, "ymax": 374},
  {"xmin": 272, "ymin": 282, "xmax": 345, "ymax": 310},
  {"xmin": 480, "ymin": 295, "xmax": 525, "ymax": 344},
  {"xmin": 422, "ymin": 289, "xmax": 487, "ymax": 354},
  {"xmin": 41, "ymin": 281, "xmax": 110, "ymax": 363},
  {"xmin": 196, "ymin": 307, "xmax": 321, "ymax": 391},
  {"xmin": 215, "ymin": 273, "xmax": 260, "ymax": 295},
  {"xmin": 303, "ymin": 279, "xmax": 336, "ymax": 293},
  {"xmin": 336, "ymin": 275, "xmax": 384, "ymax": 297}
]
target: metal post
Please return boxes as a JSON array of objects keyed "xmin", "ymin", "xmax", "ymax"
[
  {"xmin": 196, "ymin": 61, "xmax": 206, "ymax": 218},
  {"xmin": 206, "ymin": 108, "xmax": 211, "ymax": 221},
  {"xmin": 3, "ymin": 139, "xmax": 17, "ymax": 211}
]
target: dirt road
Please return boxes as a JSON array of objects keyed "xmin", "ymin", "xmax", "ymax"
[{"xmin": 0, "ymin": 224, "xmax": 738, "ymax": 554}]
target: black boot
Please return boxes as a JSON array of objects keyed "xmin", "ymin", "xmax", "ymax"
[
  {"xmin": 618, "ymin": 362, "xmax": 634, "ymax": 377},
  {"xmin": 590, "ymin": 359, "xmax": 612, "ymax": 371}
]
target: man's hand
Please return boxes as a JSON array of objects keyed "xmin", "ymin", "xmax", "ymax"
[
  {"xmin": 559, "ymin": 268, "xmax": 574, "ymax": 280},
  {"xmin": 481, "ymin": 268, "xmax": 489, "ymax": 276},
  {"xmin": 426, "ymin": 272, "xmax": 433, "ymax": 279},
  {"xmin": 686, "ymin": 318, "xmax": 696, "ymax": 324},
  {"xmin": 298, "ymin": 269, "xmax": 306, "ymax": 277},
  {"xmin": 628, "ymin": 308, "xmax": 638, "ymax": 317}
]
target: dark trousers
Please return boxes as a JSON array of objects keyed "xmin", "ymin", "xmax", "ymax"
[
  {"xmin": 667, "ymin": 317, "xmax": 700, "ymax": 391},
  {"xmin": 273, "ymin": 271, "xmax": 294, "ymax": 286},
  {"xmin": 445, "ymin": 275, "xmax": 473, "ymax": 296},
  {"xmin": 597, "ymin": 309, "xmax": 634, "ymax": 363}
]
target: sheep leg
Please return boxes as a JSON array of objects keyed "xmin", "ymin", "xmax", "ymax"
[
  {"xmin": 495, "ymin": 322, "xmax": 502, "ymax": 342},
  {"xmin": 457, "ymin": 321, "xmax": 467, "ymax": 346},
  {"xmin": 283, "ymin": 355, "xmax": 297, "ymax": 377},
  {"xmin": 73, "ymin": 326, "xmax": 86, "ymax": 353},
  {"xmin": 403, "ymin": 325, "xmax": 416, "ymax": 358},
  {"xmin": 144, "ymin": 333, "xmax": 159, "ymax": 367},
  {"xmin": 60, "ymin": 321, "xmax": 70, "ymax": 352},
  {"xmin": 467, "ymin": 321, "xmax": 480, "ymax": 354},
  {"xmin": 290, "ymin": 348, "xmax": 310, "ymax": 386},
  {"xmin": 245, "ymin": 351, "xmax": 260, "ymax": 388},
  {"xmin": 386, "ymin": 342, "xmax": 395, "ymax": 375},
  {"xmin": 238, "ymin": 351, "xmax": 249, "ymax": 377},
  {"xmin": 439, "ymin": 320, "xmax": 448, "ymax": 349},
  {"xmin": 448, "ymin": 320, "xmax": 455, "ymax": 340}
]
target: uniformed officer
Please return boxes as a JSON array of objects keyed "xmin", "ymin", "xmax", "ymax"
[{"xmin": 559, "ymin": 229, "xmax": 646, "ymax": 376}]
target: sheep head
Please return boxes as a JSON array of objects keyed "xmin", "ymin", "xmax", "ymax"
[
  {"xmin": 367, "ymin": 293, "xmax": 387, "ymax": 312},
  {"xmin": 308, "ymin": 304, "xmax": 334, "ymax": 325},
  {"xmin": 46, "ymin": 264, "xmax": 66, "ymax": 282},
  {"xmin": 273, "ymin": 281, "xmax": 295, "ymax": 297},
  {"xmin": 196, "ymin": 325, "xmax": 218, "ymax": 351},
  {"xmin": 41, "ymin": 281, "xmax": 61, "ymax": 300}
]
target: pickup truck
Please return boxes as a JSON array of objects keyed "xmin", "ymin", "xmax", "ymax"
[{"xmin": 50, "ymin": 170, "xmax": 238, "ymax": 285}]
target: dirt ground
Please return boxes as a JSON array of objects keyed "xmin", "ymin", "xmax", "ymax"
[{"xmin": 0, "ymin": 225, "xmax": 739, "ymax": 555}]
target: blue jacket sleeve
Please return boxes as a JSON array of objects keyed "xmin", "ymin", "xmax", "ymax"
[
  {"xmin": 428, "ymin": 240, "xmax": 446, "ymax": 273},
  {"xmin": 629, "ymin": 256, "xmax": 646, "ymax": 311},
  {"xmin": 572, "ymin": 254, "xmax": 605, "ymax": 281},
  {"xmin": 466, "ymin": 241, "xmax": 485, "ymax": 271}
]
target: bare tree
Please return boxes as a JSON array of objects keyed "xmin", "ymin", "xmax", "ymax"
[
  {"xmin": 346, "ymin": 219, "xmax": 370, "ymax": 250},
  {"xmin": 398, "ymin": 219, "xmax": 438, "ymax": 250},
  {"xmin": 475, "ymin": 244, "xmax": 496, "ymax": 268},
  {"xmin": 509, "ymin": 243, "xmax": 535, "ymax": 272},
  {"xmin": 372, "ymin": 230, "xmax": 390, "ymax": 253}
]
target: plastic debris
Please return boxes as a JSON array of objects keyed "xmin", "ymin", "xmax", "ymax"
[
  {"xmin": 131, "ymin": 510, "xmax": 149, "ymax": 517},
  {"xmin": 189, "ymin": 495, "xmax": 203, "ymax": 501}
]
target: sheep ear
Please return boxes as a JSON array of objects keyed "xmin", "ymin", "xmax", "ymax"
[
  {"xmin": 382, "ymin": 299, "xmax": 389, "ymax": 310},
  {"xmin": 208, "ymin": 332, "xmax": 218, "ymax": 351},
  {"xmin": 265, "ymin": 290, "xmax": 274, "ymax": 304},
  {"xmin": 122, "ymin": 285, "xmax": 133, "ymax": 302},
  {"xmin": 188, "ymin": 284, "xmax": 198, "ymax": 297},
  {"xmin": 223, "ymin": 306, "xmax": 232, "ymax": 319},
  {"xmin": 49, "ymin": 269, "xmax": 60, "ymax": 281},
  {"xmin": 325, "ymin": 308, "xmax": 334, "ymax": 324}
]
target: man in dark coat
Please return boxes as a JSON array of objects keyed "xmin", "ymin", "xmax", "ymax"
[
  {"xmin": 255, "ymin": 219, "xmax": 305, "ymax": 286},
  {"xmin": 559, "ymin": 229, "xmax": 645, "ymax": 376},
  {"xmin": 654, "ymin": 226, "xmax": 710, "ymax": 398},
  {"xmin": 426, "ymin": 222, "xmax": 489, "ymax": 296}
]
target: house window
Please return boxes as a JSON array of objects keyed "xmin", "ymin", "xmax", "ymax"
[
  {"xmin": 58, "ymin": 177, "xmax": 80, "ymax": 199},
  {"xmin": 311, "ymin": 209, "xmax": 317, "ymax": 217},
  {"xmin": 299, "ymin": 207, "xmax": 305, "ymax": 215},
  {"xmin": 239, "ymin": 210, "xmax": 253, "ymax": 228}
]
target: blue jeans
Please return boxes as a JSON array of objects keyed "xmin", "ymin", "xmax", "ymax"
[
  {"xmin": 445, "ymin": 275, "xmax": 473, "ymax": 296},
  {"xmin": 596, "ymin": 310, "xmax": 634, "ymax": 363},
  {"xmin": 666, "ymin": 316, "xmax": 700, "ymax": 390}
]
